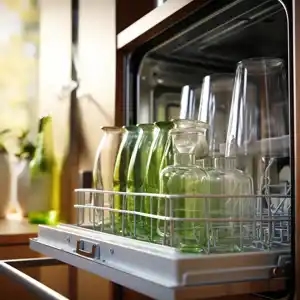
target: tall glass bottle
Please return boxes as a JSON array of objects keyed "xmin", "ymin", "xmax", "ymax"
[
  {"xmin": 113, "ymin": 125, "xmax": 141, "ymax": 234},
  {"xmin": 158, "ymin": 127, "xmax": 209, "ymax": 253},
  {"xmin": 93, "ymin": 126, "xmax": 122, "ymax": 230},
  {"xmin": 144, "ymin": 121, "xmax": 174, "ymax": 241},
  {"xmin": 206, "ymin": 156, "xmax": 254, "ymax": 253},
  {"xmin": 28, "ymin": 115, "xmax": 55, "ymax": 224},
  {"xmin": 127, "ymin": 123, "xmax": 158, "ymax": 239}
]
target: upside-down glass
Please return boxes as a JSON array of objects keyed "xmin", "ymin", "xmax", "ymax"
[
  {"xmin": 225, "ymin": 58, "xmax": 289, "ymax": 249},
  {"xmin": 198, "ymin": 74, "xmax": 235, "ymax": 157},
  {"xmin": 225, "ymin": 58, "xmax": 289, "ymax": 158},
  {"xmin": 179, "ymin": 85, "xmax": 201, "ymax": 120}
]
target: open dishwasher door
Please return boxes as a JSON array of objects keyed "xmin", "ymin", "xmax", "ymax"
[{"xmin": 30, "ymin": 188, "xmax": 291, "ymax": 300}]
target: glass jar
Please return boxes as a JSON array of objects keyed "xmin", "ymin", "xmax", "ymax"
[
  {"xmin": 93, "ymin": 126, "xmax": 122, "ymax": 230},
  {"xmin": 144, "ymin": 121, "xmax": 174, "ymax": 241},
  {"xmin": 158, "ymin": 127, "xmax": 209, "ymax": 253},
  {"xmin": 113, "ymin": 125, "xmax": 141, "ymax": 234},
  {"xmin": 206, "ymin": 157, "xmax": 254, "ymax": 253},
  {"xmin": 127, "ymin": 123, "xmax": 158, "ymax": 239}
]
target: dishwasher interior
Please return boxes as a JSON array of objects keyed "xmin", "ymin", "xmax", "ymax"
[{"xmin": 122, "ymin": 0, "xmax": 292, "ymax": 294}]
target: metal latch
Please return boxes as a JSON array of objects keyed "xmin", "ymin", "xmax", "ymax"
[{"xmin": 75, "ymin": 240, "xmax": 100, "ymax": 259}]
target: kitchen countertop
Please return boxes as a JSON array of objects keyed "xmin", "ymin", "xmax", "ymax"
[{"xmin": 0, "ymin": 218, "xmax": 38, "ymax": 246}]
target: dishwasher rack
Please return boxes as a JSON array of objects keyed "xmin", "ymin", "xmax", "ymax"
[
  {"xmin": 26, "ymin": 186, "xmax": 291, "ymax": 300},
  {"xmin": 0, "ymin": 185, "xmax": 291, "ymax": 300}
]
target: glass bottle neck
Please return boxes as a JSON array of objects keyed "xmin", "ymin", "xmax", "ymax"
[{"xmin": 174, "ymin": 153, "xmax": 195, "ymax": 166}]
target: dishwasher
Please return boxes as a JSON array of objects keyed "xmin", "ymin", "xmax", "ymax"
[{"xmin": 0, "ymin": 0, "xmax": 297, "ymax": 299}]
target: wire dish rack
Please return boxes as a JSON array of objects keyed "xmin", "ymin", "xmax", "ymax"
[
  {"xmin": 27, "ymin": 184, "xmax": 291, "ymax": 300},
  {"xmin": 74, "ymin": 183, "xmax": 291, "ymax": 254}
]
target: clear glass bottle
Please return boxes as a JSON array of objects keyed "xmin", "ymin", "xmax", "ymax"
[
  {"xmin": 113, "ymin": 125, "xmax": 141, "ymax": 234},
  {"xmin": 127, "ymin": 123, "xmax": 158, "ymax": 239},
  {"xmin": 144, "ymin": 121, "xmax": 174, "ymax": 241},
  {"xmin": 159, "ymin": 119, "xmax": 208, "ymax": 173},
  {"xmin": 93, "ymin": 126, "xmax": 122, "ymax": 230},
  {"xmin": 206, "ymin": 156, "xmax": 254, "ymax": 253},
  {"xmin": 158, "ymin": 127, "xmax": 209, "ymax": 253}
]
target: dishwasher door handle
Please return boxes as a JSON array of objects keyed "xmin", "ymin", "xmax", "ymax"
[{"xmin": 75, "ymin": 240, "xmax": 98, "ymax": 259}]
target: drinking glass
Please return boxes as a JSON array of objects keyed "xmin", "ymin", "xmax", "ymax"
[
  {"xmin": 226, "ymin": 58, "xmax": 288, "ymax": 158},
  {"xmin": 198, "ymin": 74, "xmax": 235, "ymax": 157},
  {"xmin": 179, "ymin": 85, "xmax": 201, "ymax": 120},
  {"xmin": 225, "ymin": 57, "xmax": 289, "ymax": 249}
]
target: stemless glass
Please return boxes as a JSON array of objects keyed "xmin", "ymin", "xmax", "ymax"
[
  {"xmin": 92, "ymin": 126, "xmax": 122, "ymax": 230},
  {"xmin": 226, "ymin": 57, "xmax": 289, "ymax": 158},
  {"xmin": 179, "ymin": 85, "xmax": 201, "ymax": 120},
  {"xmin": 198, "ymin": 74, "xmax": 235, "ymax": 157},
  {"xmin": 113, "ymin": 125, "xmax": 141, "ymax": 234},
  {"xmin": 225, "ymin": 57, "xmax": 289, "ymax": 249}
]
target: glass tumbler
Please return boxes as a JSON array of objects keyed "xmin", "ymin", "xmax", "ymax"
[
  {"xmin": 198, "ymin": 73, "xmax": 235, "ymax": 157},
  {"xmin": 225, "ymin": 57, "xmax": 289, "ymax": 249},
  {"xmin": 226, "ymin": 57, "xmax": 289, "ymax": 158}
]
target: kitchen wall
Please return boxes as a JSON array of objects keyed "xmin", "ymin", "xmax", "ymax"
[{"xmin": 0, "ymin": 0, "xmax": 39, "ymax": 150}]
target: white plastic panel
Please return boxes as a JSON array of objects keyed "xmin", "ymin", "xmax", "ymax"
[{"xmin": 30, "ymin": 224, "xmax": 289, "ymax": 300}]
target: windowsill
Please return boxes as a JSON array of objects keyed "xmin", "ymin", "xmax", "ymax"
[{"xmin": 0, "ymin": 218, "xmax": 38, "ymax": 246}]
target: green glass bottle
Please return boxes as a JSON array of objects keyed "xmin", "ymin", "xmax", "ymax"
[
  {"xmin": 113, "ymin": 125, "xmax": 141, "ymax": 234},
  {"xmin": 126, "ymin": 123, "xmax": 158, "ymax": 240},
  {"xmin": 144, "ymin": 121, "xmax": 174, "ymax": 241},
  {"xmin": 28, "ymin": 115, "xmax": 57, "ymax": 224},
  {"xmin": 158, "ymin": 127, "xmax": 209, "ymax": 253}
]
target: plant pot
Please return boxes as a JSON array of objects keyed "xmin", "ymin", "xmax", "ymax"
[{"xmin": 0, "ymin": 153, "xmax": 11, "ymax": 218}]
